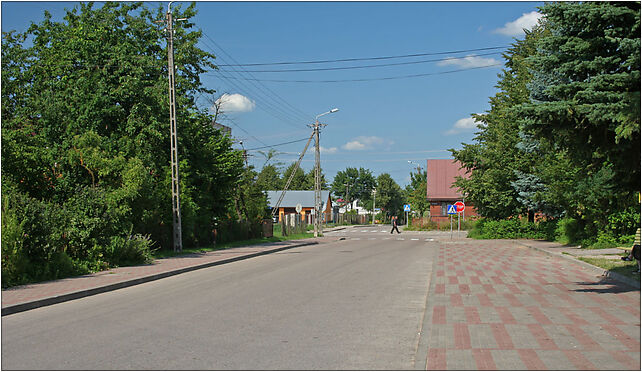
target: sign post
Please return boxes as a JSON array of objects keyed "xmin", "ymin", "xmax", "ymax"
[
  {"xmin": 454, "ymin": 201, "xmax": 465, "ymax": 238},
  {"xmin": 447, "ymin": 204, "xmax": 457, "ymax": 239},
  {"xmin": 404, "ymin": 204, "xmax": 411, "ymax": 227}
]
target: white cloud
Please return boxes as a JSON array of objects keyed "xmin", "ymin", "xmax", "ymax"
[
  {"xmin": 494, "ymin": 11, "xmax": 543, "ymax": 36},
  {"xmin": 445, "ymin": 115, "xmax": 483, "ymax": 135},
  {"xmin": 342, "ymin": 136, "xmax": 391, "ymax": 151},
  {"xmin": 437, "ymin": 54, "xmax": 500, "ymax": 68},
  {"xmin": 214, "ymin": 93, "xmax": 256, "ymax": 113},
  {"xmin": 320, "ymin": 146, "xmax": 338, "ymax": 154}
]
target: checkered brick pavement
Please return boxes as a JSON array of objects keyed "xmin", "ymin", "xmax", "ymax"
[{"xmin": 422, "ymin": 240, "xmax": 640, "ymax": 370}]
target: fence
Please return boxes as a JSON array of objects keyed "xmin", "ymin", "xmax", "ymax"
[
  {"xmin": 214, "ymin": 219, "xmax": 273, "ymax": 244},
  {"xmin": 280, "ymin": 213, "xmax": 308, "ymax": 236},
  {"xmin": 335, "ymin": 213, "xmax": 370, "ymax": 225}
]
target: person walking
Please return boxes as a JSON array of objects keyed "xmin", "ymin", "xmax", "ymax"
[{"xmin": 390, "ymin": 216, "xmax": 401, "ymax": 234}]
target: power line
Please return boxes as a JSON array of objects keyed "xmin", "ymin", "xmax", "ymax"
[
  {"xmin": 217, "ymin": 52, "xmax": 502, "ymax": 73},
  {"xmin": 200, "ymin": 31, "xmax": 313, "ymax": 125},
  {"xmin": 245, "ymin": 137, "xmax": 310, "ymax": 151},
  {"xmin": 199, "ymin": 36, "xmax": 308, "ymax": 128},
  {"xmin": 209, "ymin": 64, "xmax": 503, "ymax": 83},
  {"xmin": 215, "ymin": 46, "xmax": 508, "ymax": 67}
]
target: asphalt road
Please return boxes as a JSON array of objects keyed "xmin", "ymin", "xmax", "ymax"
[{"xmin": 2, "ymin": 228, "xmax": 437, "ymax": 370}]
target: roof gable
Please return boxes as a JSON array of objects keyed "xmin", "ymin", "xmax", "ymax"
[{"xmin": 426, "ymin": 159, "xmax": 469, "ymax": 200}]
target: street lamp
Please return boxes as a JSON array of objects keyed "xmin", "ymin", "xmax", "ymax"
[{"xmin": 312, "ymin": 108, "xmax": 339, "ymax": 238}]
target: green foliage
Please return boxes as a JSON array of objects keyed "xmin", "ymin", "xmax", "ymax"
[
  {"xmin": 452, "ymin": 2, "xmax": 640, "ymax": 246},
  {"xmin": 404, "ymin": 170, "xmax": 429, "ymax": 217},
  {"xmin": 331, "ymin": 167, "xmax": 376, "ymax": 205},
  {"xmin": 1, "ymin": 2, "xmax": 244, "ymax": 286},
  {"xmin": 375, "ymin": 173, "xmax": 404, "ymax": 217},
  {"xmin": 468, "ymin": 218, "xmax": 546, "ymax": 240}
]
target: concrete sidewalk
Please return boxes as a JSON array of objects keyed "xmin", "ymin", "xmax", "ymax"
[{"xmin": 1, "ymin": 238, "xmax": 325, "ymax": 316}]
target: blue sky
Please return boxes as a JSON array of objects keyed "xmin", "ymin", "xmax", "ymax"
[{"xmin": 1, "ymin": 1, "xmax": 544, "ymax": 187}]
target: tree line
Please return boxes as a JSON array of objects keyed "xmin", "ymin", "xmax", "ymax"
[
  {"xmin": 1, "ymin": 3, "xmax": 243, "ymax": 287},
  {"xmin": 0, "ymin": 2, "xmax": 419, "ymax": 287},
  {"xmin": 450, "ymin": 2, "xmax": 640, "ymax": 246}
]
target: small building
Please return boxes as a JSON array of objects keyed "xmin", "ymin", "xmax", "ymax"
[
  {"xmin": 426, "ymin": 159, "xmax": 478, "ymax": 221},
  {"xmin": 337, "ymin": 199, "xmax": 371, "ymax": 215},
  {"xmin": 266, "ymin": 190, "xmax": 332, "ymax": 223},
  {"xmin": 212, "ymin": 122, "xmax": 232, "ymax": 137}
]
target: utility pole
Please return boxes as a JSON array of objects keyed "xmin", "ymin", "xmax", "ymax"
[
  {"xmin": 161, "ymin": 2, "xmax": 187, "ymax": 252},
  {"xmin": 372, "ymin": 188, "xmax": 376, "ymax": 225},
  {"xmin": 311, "ymin": 121, "xmax": 325, "ymax": 238},
  {"xmin": 310, "ymin": 108, "xmax": 338, "ymax": 238}
]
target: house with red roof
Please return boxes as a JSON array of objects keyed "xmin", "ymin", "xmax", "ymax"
[{"xmin": 425, "ymin": 159, "xmax": 478, "ymax": 221}]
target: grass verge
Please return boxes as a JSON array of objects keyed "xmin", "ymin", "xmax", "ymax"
[
  {"xmin": 577, "ymin": 256, "xmax": 640, "ymax": 281},
  {"xmin": 153, "ymin": 232, "xmax": 314, "ymax": 259}
]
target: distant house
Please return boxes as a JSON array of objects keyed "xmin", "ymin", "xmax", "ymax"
[
  {"xmin": 337, "ymin": 199, "xmax": 370, "ymax": 215},
  {"xmin": 266, "ymin": 190, "xmax": 332, "ymax": 222},
  {"xmin": 425, "ymin": 159, "xmax": 478, "ymax": 221},
  {"xmin": 212, "ymin": 122, "xmax": 232, "ymax": 137}
]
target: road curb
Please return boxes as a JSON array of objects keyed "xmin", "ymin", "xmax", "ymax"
[
  {"xmin": 2, "ymin": 240, "xmax": 318, "ymax": 316},
  {"xmin": 515, "ymin": 240, "xmax": 640, "ymax": 289}
]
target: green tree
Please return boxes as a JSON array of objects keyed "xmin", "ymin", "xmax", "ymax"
[
  {"xmin": 1, "ymin": 2, "xmax": 243, "ymax": 285},
  {"xmin": 282, "ymin": 163, "xmax": 310, "ymax": 190},
  {"xmin": 231, "ymin": 166, "xmax": 269, "ymax": 222},
  {"xmin": 256, "ymin": 164, "xmax": 283, "ymax": 191},
  {"xmin": 451, "ymin": 26, "xmax": 546, "ymax": 219},
  {"xmin": 517, "ymin": 2, "xmax": 640, "ymax": 231},
  {"xmin": 331, "ymin": 167, "xmax": 376, "ymax": 207},
  {"xmin": 404, "ymin": 170, "xmax": 430, "ymax": 217},
  {"xmin": 376, "ymin": 173, "xmax": 404, "ymax": 219}
]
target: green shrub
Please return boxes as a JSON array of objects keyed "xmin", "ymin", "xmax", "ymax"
[
  {"xmin": 105, "ymin": 234, "xmax": 155, "ymax": 267},
  {"xmin": 554, "ymin": 217, "xmax": 582, "ymax": 245},
  {"xmin": 468, "ymin": 218, "xmax": 545, "ymax": 239}
]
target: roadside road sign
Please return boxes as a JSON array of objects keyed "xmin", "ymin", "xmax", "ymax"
[
  {"xmin": 447, "ymin": 205, "xmax": 457, "ymax": 215},
  {"xmin": 403, "ymin": 204, "xmax": 411, "ymax": 212},
  {"xmin": 454, "ymin": 201, "xmax": 465, "ymax": 213}
]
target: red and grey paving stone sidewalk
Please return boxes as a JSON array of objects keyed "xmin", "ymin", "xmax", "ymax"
[
  {"xmin": 418, "ymin": 239, "xmax": 640, "ymax": 370},
  {"xmin": 1, "ymin": 238, "xmax": 323, "ymax": 316}
]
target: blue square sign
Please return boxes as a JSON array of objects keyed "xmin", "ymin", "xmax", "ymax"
[{"xmin": 447, "ymin": 205, "xmax": 457, "ymax": 215}]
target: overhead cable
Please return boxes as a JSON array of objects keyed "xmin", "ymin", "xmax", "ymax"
[
  {"xmin": 209, "ymin": 64, "xmax": 503, "ymax": 83},
  {"xmin": 217, "ymin": 52, "xmax": 502, "ymax": 73},
  {"xmin": 200, "ymin": 31, "xmax": 313, "ymax": 125},
  {"xmin": 215, "ymin": 45, "xmax": 508, "ymax": 67}
]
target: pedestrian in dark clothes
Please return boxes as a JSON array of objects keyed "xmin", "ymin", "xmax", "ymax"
[{"xmin": 390, "ymin": 216, "xmax": 400, "ymax": 234}]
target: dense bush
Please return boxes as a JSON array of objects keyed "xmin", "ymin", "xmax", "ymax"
[
  {"xmin": 468, "ymin": 218, "xmax": 547, "ymax": 239},
  {"xmin": 1, "ymin": 3, "xmax": 245, "ymax": 287},
  {"xmin": 469, "ymin": 210, "xmax": 639, "ymax": 248},
  {"xmin": 1, "ymin": 190, "xmax": 156, "ymax": 288}
]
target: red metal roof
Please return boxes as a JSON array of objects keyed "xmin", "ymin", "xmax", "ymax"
[{"xmin": 425, "ymin": 159, "xmax": 469, "ymax": 200}]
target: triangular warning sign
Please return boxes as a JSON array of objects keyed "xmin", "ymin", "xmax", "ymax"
[{"xmin": 447, "ymin": 205, "xmax": 457, "ymax": 214}]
